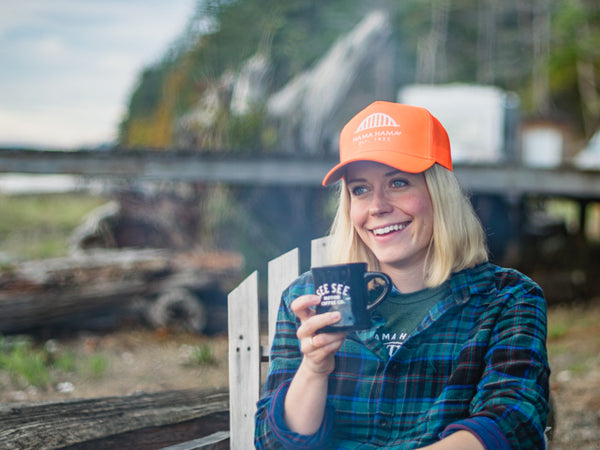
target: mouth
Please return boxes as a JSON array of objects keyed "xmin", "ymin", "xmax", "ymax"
[{"xmin": 372, "ymin": 222, "xmax": 409, "ymax": 236}]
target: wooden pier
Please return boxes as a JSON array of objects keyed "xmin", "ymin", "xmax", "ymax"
[{"xmin": 1, "ymin": 148, "xmax": 599, "ymax": 200}]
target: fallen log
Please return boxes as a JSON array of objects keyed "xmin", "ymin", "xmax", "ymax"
[
  {"xmin": 0, "ymin": 387, "xmax": 229, "ymax": 449},
  {"xmin": 0, "ymin": 280, "xmax": 151, "ymax": 332},
  {"xmin": 0, "ymin": 249, "xmax": 243, "ymax": 333}
]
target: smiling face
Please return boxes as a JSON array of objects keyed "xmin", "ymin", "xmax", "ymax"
[{"xmin": 346, "ymin": 161, "xmax": 434, "ymax": 284}]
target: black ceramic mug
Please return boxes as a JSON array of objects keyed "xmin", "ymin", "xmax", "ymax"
[{"xmin": 312, "ymin": 262, "xmax": 392, "ymax": 332}]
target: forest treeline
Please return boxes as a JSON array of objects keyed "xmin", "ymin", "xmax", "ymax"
[
  {"xmin": 111, "ymin": 0, "xmax": 600, "ymax": 274},
  {"xmin": 118, "ymin": 0, "xmax": 600, "ymax": 151}
]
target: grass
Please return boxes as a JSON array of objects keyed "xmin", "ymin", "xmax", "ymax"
[
  {"xmin": 547, "ymin": 302, "xmax": 600, "ymax": 341},
  {"xmin": 547, "ymin": 322, "xmax": 569, "ymax": 340},
  {"xmin": 86, "ymin": 355, "xmax": 109, "ymax": 380},
  {"xmin": 191, "ymin": 343, "xmax": 217, "ymax": 366},
  {"xmin": 52, "ymin": 350, "xmax": 77, "ymax": 372},
  {"xmin": 546, "ymin": 299, "xmax": 600, "ymax": 374},
  {"xmin": 0, "ymin": 334, "xmax": 109, "ymax": 390},
  {"xmin": 0, "ymin": 192, "xmax": 108, "ymax": 260},
  {"xmin": 179, "ymin": 343, "xmax": 218, "ymax": 367},
  {"xmin": 0, "ymin": 335, "xmax": 50, "ymax": 388}
]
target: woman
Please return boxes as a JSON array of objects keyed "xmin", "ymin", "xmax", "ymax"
[{"xmin": 255, "ymin": 101, "xmax": 550, "ymax": 449}]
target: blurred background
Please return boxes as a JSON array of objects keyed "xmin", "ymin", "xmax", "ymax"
[{"xmin": 1, "ymin": 1, "xmax": 599, "ymax": 447}]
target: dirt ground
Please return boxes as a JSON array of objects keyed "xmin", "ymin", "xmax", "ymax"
[
  {"xmin": 0, "ymin": 328, "xmax": 230, "ymax": 404},
  {"xmin": 545, "ymin": 299, "xmax": 600, "ymax": 449},
  {"xmin": 2, "ymin": 300, "xmax": 600, "ymax": 449}
]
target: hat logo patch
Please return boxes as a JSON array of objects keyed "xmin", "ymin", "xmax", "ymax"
[{"xmin": 353, "ymin": 112, "xmax": 401, "ymax": 146}]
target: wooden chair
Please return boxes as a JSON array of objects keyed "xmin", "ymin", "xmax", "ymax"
[{"xmin": 227, "ymin": 236, "xmax": 330, "ymax": 450}]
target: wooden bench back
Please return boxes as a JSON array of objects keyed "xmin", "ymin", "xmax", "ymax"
[{"xmin": 227, "ymin": 237, "xmax": 329, "ymax": 449}]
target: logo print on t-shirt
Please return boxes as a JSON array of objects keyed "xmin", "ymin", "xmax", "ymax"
[{"xmin": 377, "ymin": 332, "xmax": 408, "ymax": 357}]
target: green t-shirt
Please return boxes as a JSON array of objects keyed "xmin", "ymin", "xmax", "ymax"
[{"xmin": 373, "ymin": 284, "xmax": 447, "ymax": 357}]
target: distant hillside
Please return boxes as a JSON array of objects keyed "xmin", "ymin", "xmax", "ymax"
[{"xmin": 118, "ymin": 0, "xmax": 600, "ymax": 151}]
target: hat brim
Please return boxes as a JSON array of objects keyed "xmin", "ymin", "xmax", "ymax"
[{"xmin": 321, "ymin": 150, "xmax": 436, "ymax": 186}]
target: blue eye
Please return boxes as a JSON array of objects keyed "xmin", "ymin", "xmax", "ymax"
[
  {"xmin": 350, "ymin": 185, "xmax": 368, "ymax": 196},
  {"xmin": 391, "ymin": 179, "xmax": 408, "ymax": 188}
]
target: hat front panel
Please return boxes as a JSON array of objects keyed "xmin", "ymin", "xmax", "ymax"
[{"xmin": 340, "ymin": 103, "xmax": 431, "ymax": 172}]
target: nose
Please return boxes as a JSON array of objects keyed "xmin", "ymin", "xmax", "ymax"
[{"xmin": 369, "ymin": 188, "xmax": 393, "ymax": 216}]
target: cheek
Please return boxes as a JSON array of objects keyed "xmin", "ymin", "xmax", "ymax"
[
  {"xmin": 416, "ymin": 197, "xmax": 433, "ymax": 217},
  {"xmin": 349, "ymin": 200, "xmax": 365, "ymax": 227},
  {"xmin": 406, "ymin": 194, "xmax": 434, "ymax": 225}
]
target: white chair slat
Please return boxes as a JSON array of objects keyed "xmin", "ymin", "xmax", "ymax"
[
  {"xmin": 311, "ymin": 235, "xmax": 330, "ymax": 267},
  {"xmin": 227, "ymin": 270, "xmax": 260, "ymax": 450},
  {"xmin": 267, "ymin": 247, "xmax": 299, "ymax": 358}
]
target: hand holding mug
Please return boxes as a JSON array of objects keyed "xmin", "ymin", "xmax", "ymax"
[{"xmin": 291, "ymin": 294, "xmax": 347, "ymax": 375}]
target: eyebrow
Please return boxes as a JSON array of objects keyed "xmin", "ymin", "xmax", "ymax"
[
  {"xmin": 385, "ymin": 169, "xmax": 403, "ymax": 177},
  {"xmin": 346, "ymin": 169, "xmax": 404, "ymax": 184}
]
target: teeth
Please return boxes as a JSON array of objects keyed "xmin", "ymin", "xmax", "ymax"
[{"xmin": 373, "ymin": 223, "xmax": 406, "ymax": 235}]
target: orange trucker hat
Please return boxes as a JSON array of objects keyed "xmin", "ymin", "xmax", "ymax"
[{"xmin": 322, "ymin": 101, "xmax": 452, "ymax": 186}]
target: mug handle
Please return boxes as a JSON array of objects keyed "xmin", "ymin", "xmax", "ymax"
[{"xmin": 364, "ymin": 272, "xmax": 392, "ymax": 310}]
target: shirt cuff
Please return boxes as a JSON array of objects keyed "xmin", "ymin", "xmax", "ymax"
[
  {"xmin": 440, "ymin": 416, "xmax": 511, "ymax": 450},
  {"xmin": 266, "ymin": 380, "xmax": 334, "ymax": 450}
]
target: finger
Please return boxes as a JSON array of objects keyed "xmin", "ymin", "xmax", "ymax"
[
  {"xmin": 291, "ymin": 294, "xmax": 320, "ymax": 321},
  {"xmin": 301, "ymin": 332, "xmax": 347, "ymax": 370},
  {"xmin": 301, "ymin": 328, "xmax": 346, "ymax": 354},
  {"xmin": 318, "ymin": 337, "xmax": 346, "ymax": 356},
  {"xmin": 311, "ymin": 331, "xmax": 347, "ymax": 350},
  {"xmin": 297, "ymin": 310, "xmax": 341, "ymax": 341}
]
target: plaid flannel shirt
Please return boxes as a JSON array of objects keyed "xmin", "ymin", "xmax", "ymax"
[{"xmin": 255, "ymin": 262, "xmax": 550, "ymax": 449}]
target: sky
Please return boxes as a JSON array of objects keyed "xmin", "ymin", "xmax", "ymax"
[{"xmin": 0, "ymin": 0, "xmax": 197, "ymax": 149}]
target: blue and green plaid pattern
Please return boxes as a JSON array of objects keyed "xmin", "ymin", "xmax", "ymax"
[{"xmin": 255, "ymin": 263, "xmax": 550, "ymax": 449}]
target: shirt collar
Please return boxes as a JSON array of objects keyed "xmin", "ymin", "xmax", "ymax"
[{"xmin": 446, "ymin": 262, "xmax": 495, "ymax": 306}]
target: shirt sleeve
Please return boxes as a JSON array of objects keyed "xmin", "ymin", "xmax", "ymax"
[
  {"xmin": 460, "ymin": 271, "xmax": 551, "ymax": 449},
  {"xmin": 254, "ymin": 274, "xmax": 334, "ymax": 449},
  {"xmin": 440, "ymin": 416, "xmax": 511, "ymax": 449}
]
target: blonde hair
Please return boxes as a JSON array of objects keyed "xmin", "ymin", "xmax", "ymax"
[{"xmin": 327, "ymin": 164, "xmax": 488, "ymax": 287}]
